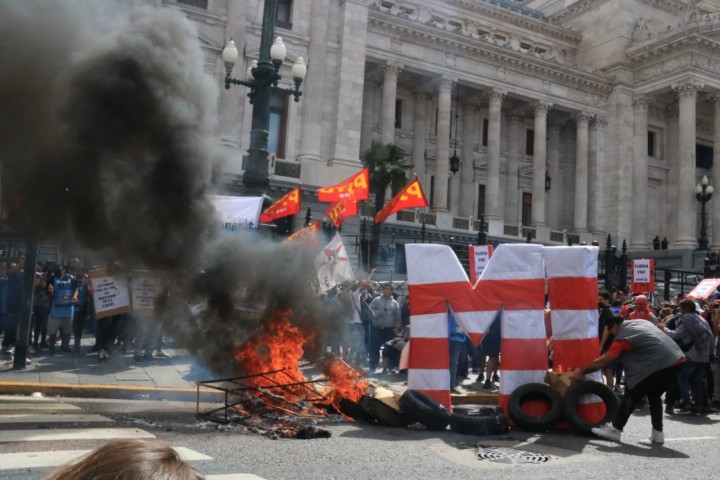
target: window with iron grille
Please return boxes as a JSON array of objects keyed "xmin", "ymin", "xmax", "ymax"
[
  {"xmin": 522, "ymin": 192, "xmax": 532, "ymax": 226},
  {"xmin": 526, "ymin": 129, "xmax": 534, "ymax": 156},
  {"xmin": 697, "ymin": 144, "xmax": 713, "ymax": 170}
]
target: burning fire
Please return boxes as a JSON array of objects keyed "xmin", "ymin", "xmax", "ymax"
[{"xmin": 234, "ymin": 309, "xmax": 368, "ymax": 415}]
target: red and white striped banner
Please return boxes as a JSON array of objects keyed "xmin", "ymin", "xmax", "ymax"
[
  {"xmin": 405, "ymin": 244, "xmax": 547, "ymax": 410},
  {"xmin": 544, "ymin": 246, "xmax": 605, "ymax": 424}
]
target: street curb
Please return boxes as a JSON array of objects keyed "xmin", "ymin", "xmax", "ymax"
[{"xmin": 0, "ymin": 381, "xmax": 223, "ymax": 402}]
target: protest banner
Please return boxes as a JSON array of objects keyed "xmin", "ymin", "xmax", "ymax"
[
  {"xmin": 374, "ymin": 177, "xmax": 429, "ymax": 223},
  {"xmin": 259, "ymin": 187, "xmax": 301, "ymax": 223},
  {"xmin": 631, "ymin": 258, "xmax": 654, "ymax": 293},
  {"xmin": 317, "ymin": 168, "xmax": 369, "ymax": 203},
  {"xmin": 468, "ymin": 245, "xmax": 493, "ymax": 284},
  {"xmin": 131, "ymin": 271, "xmax": 162, "ymax": 316},
  {"xmin": 89, "ymin": 268, "xmax": 130, "ymax": 319},
  {"xmin": 208, "ymin": 195, "xmax": 263, "ymax": 231},
  {"xmin": 686, "ymin": 278, "xmax": 720, "ymax": 300}
]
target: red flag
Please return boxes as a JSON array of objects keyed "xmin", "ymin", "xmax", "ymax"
[
  {"xmin": 284, "ymin": 220, "xmax": 319, "ymax": 248},
  {"xmin": 325, "ymin": 200, "xmax": 358, "ymax": 227},
  {"xmin": 317, "ymin": 168, "xmax": 369, "ymax": 203},
  {"xmin": 374, "ymin": 177, "xmax": 428, "ymax": 223},
  {"xmin": 259, "ymin": 187, "xmax": 301, "ymax": 223}
]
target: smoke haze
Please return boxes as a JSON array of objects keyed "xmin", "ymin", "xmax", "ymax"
[{"xmin": 0, "ymin": 1, "xmax": 347, "ymax": 376}]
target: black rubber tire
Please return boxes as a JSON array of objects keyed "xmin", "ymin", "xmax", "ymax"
[
  {"xmin": 359, "ymin": 396, "xmax": 414, "ymax": 427},
  {"xmin": 562, "ymin": 380, "xmax": 620, "ymax": 434},
  {"xmin": 507, "ymin": 383, "xmax": 563, "ymax": 432},
  {"xmin": 398, "ymin": 390, "xmax": 451, "ymax": 431},
  {"xmin": 338, "ymin": 398, "xmax": 373, "ymax": 423},
  {"xmin": 452, "ymin": 404, "xmax": 503, "ymax": 416},
  {"xmin": 449, "ymin": 411, "xmax": 510, "ymax": 436}
]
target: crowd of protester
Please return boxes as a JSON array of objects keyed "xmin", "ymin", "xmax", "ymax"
[{"xmin": 0, "ymin": 253, "xmax": 170, "ymax": 364}]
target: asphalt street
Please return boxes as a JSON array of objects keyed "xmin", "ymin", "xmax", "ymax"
[{"xmin": 1, "ymin": 395, "xmax": 718, "ymax": 480}]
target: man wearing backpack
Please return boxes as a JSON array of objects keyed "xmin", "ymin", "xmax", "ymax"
[{"xmin": 659, "ymin": 299, "xmax": 715, "ymax": 415}]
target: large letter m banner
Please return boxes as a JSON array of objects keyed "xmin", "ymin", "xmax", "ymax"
[{"xmin": 406, "ymin": 243, "xmax": 604, "ymax": 424}]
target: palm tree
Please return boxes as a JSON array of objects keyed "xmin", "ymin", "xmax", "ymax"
[{"xmin": 361, "ymin": 142, "xmax": 411, "ymax": 268}]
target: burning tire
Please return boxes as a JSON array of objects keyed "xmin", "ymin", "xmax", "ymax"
[
  {"xmin": 449, "ymin": 410, "xmax": 509, "ymax": 436},
  {"xmin": 338, "ymin": 399, "xmax": 373, "ymax": 423},
  {"xmin": 398, "ymin": 390, "xmax": 450, "ymax": 431},
  {"xmin": 359, "ymin": 396, "xmax": 414, "ymax": 427},
  {"xmin": 507, "ymin": 383, "xmax": 563, "ymax": 432},
  {"xmin": 562, "ymin": 380, "xmax": 619, "ymax": 434}
]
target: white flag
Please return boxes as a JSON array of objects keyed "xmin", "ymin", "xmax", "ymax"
[{"xmin": 315, "ymin": 232, "xmax": 355, "ymax": 292}]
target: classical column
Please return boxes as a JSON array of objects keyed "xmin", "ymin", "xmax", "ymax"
[
  {"xmin": 485, "ymin": 89, "xmax": 506, "ymax": 220},
  {"xmin": 218, "ymin": 0, "xmax": 247, "ymax": 161},
  {"xmin": 712, "ymin": 96, "xmax": 720, "ymax": 249},
  {"xmin": 673, "ymin": 81, "xmax": 703, "ymax": 247},
  {"xmin": 433, "ymin": 77, "xmax": 454, "ymax": 211},
  {"xmin": 411, "ymin": 91, "xmax": 430, "ymax": 185},
  {"xmin": 532, "ymin": 102, "xmax": 552, "ymax": 226},
  {"xmin": 504, "ymin": 114, "xmax": 521, "ymax": 224},
  {"xmin": 664, "ymin": 106, "xmax": 679, "ymax": 244},
  {"xmin": 573, "ymin": 112, "xmax": 591, "ymax": 233},
  {"xmin": 380, "ymin": 62, "xmax": 402, "ymax": 144},
  {"xmin": 547, "ymin": 122, "xmax": 561, "ymax": 228},
  {"xmin": 630, "ymin": 96, "xmax": 649, "ymax": 249},
  {"xmin": 459, "ymin": 103, "xmax": 478, "ymax": 217},
  {"xmin": 297, "ymin": 0, "xmax": 329, "ymax": 171},
  {"xmin": 591, "ymin": 116, "xmax": 607, "ymax": 234}
]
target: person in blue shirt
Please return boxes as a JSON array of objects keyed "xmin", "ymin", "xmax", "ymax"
[
  {"xmin": 449, "ymin": 312, "xmax": 467, "ymax": 393},
  {"xmin": 47, "ymin": 266, "xmax": 78, "ymax": 354}
]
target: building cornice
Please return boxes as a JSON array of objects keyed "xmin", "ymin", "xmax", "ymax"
[
  {"xmin": 163, "ymin": 0, "xmax": 227, "ymax": 25},
  {"xmin": 629, "ymin": 33, "xmax": 720, "ymax": 83},
  {"xmin": 443, "ymin": 0, "xmax": 581, "ymax": 44},
  {"xmin": 367, "ymin": 11, "xmax": 613, "ymax": 95},
  {"xmin": 549, "ymin": 0, "xmax": 684, "ymax": 24}
]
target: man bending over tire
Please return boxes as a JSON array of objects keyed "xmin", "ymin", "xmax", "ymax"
[{"xmin": 569, "ymin": 315, "xmax": 685, "ymax": 444}]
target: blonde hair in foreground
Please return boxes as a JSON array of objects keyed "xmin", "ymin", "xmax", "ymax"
[{"xmin": 43, "ymin": 439, "xmax": 205, "ymax": 480}]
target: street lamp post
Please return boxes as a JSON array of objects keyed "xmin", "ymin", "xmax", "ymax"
[
  {"xmin": 695, "ymin": 175, "xmax": 714, "ymax": 250},
  {"xmin": 221, "ymin": 0, "xmax": 307, "ymax": 196}
]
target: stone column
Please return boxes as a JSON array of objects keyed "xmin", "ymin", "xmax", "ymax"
[
  {"xmin": 673, "ymin": 81, "xmax": 703, "ymax": 247},
  {"xmin": 547, "ymin": 122, "xmax": 561, "ymax": 228},
  {"xmin": 460, "ymin": 103, "xmax": 478, "ymax": 217},
  {"xmin": 485, "ymin": 89, "xmax": 506, "ymax": 220},
  {"xmin": 411, "ymin": 91, "xmax": 430, "ymax": 186},
  {"xmin": 591, "ymin": 116, "xmax": 607, "ymax": 234},
  {"xmin": 380, "ymin": 61, "xmax": 402, "ymax": 145},
  {"xmin": 630, "ymin": 96, "xmax": 649, "ymax": 249},
  {"xmin": 532, "ymin": 102, "xmax": 552, "ymax": 226},
  {"xmin": 297, "ymin": 0, "xmax": 329, "ymax": 177},
  {"xmin": 664, "ymin": 106, "xmax": 679, "ymax": 244},
  {"xmin": 504, "ymin": 114, "xmax": 521, "ymax": 225},
  {"xmin": 573, "ymin": 112, "xmax": 591, "ymax": 233},
  {"xmin": 433, "ymin": 77, "xmax": 454, "ymax": 211},
  {"xmin": 712, "ymin": 96, "xmax": 720, "ymax": 249}
]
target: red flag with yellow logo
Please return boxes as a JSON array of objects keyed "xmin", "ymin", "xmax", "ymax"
[
  {"xmin": 317, "ymin": 168, "xmax": 369, "ymax": 203},
  {"xmin": 325, "ymin": 200, "xmax": 358, "ymax": 227},
  {"xmin": 284, "ymin": 220, "xmax": 319, "ymax": 248},
  {"xmin": 259, "ymin": 187, "xmax": 301, "ymax": 223},
  {"xmin": 374, "ymin": 177, "xmax": 428, "ymax": 223}
]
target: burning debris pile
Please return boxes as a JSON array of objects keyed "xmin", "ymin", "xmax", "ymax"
[{"xmin": 197, "ymin": 309, "xmax": 369, "ymax": 439}]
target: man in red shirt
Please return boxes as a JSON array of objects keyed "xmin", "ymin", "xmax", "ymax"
[
  {"xmin": 629, "ymin": 295, "xmax": 657, "ymax": 325},
  {"xmin": 569, "ymin": 315, "xmax": 685, "ymax": 444}
]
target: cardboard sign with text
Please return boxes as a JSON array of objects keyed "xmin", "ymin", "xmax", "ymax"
[
  {"xmin": 131, "ymin": 271, "xmax": 162, "ymax": 317},
  {"xmin": 89, "ymin": 268, "xmax": 130, "ymax": 319},
  {"xmin": 468, "ymin": 245, "xmax": 494, "ymax": 284},
  {"xmin": 686, "ymin": 278, "xmax": 720, "ymax": 300},
  {"xmin": 631, "ymin": 258, "xmax": 654, "ymax": 293}
]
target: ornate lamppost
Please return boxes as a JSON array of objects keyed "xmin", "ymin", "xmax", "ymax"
[
  {"xmin": 221, "ymin": 0, "xmax": 307, "ymax": 196},
  {"xmin": 695, "ymin": 175, "xmax": 714, "ymax": 250}
]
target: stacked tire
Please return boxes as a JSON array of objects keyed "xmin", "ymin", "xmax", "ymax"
[
  {"xmin": 448, "ymin": 404, "xmax": 509, "ymax": 436},
  {"xmin": 506, "ymin": 381, "xmax": 619, "ymax": 434}
]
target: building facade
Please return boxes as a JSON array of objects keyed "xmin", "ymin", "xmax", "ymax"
[{"xmin": 170, "ymin": 0, "xmax": 720, "ymax": 264}]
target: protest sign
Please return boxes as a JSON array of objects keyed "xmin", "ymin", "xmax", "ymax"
[
  {"xmin": 631, "ymin": 258, "xmax": 654, "ymax": 293},
  {"xmin": 686, "ymin": 278, "xmax": 720, "ymax": 300},
  {"xmin": 131, "ymin": 271, "xmax": 162, "ymax": 316},
  {"xmin": 89, "ymin": 268, "xmax": 130, "ymax": 319},
  {"xmin": 208, "ymin": 195, "xmax": 263, "ymax": 231},
  {"xmin": 468, "ymin": 245, "xmax": 493, "ymax": 284}
]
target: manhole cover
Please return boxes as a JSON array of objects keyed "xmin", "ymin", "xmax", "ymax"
[{"xmin": 474, "ymin": 446, "xmax": 551, "ymax": 465}]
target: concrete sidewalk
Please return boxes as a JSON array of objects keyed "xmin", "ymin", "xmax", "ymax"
[{"xmin": 0, "ymin": 335, "xmax": 212, "ymax": 401}]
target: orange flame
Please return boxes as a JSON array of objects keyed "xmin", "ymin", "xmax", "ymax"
[{"xmin": 234, "ymin": 309, "xmax": 368, "ymax": 416}]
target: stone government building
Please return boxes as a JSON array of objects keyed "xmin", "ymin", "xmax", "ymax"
[{"xmin": 172, "ymin": 0, "xmax": 720, "ymax": 267}]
